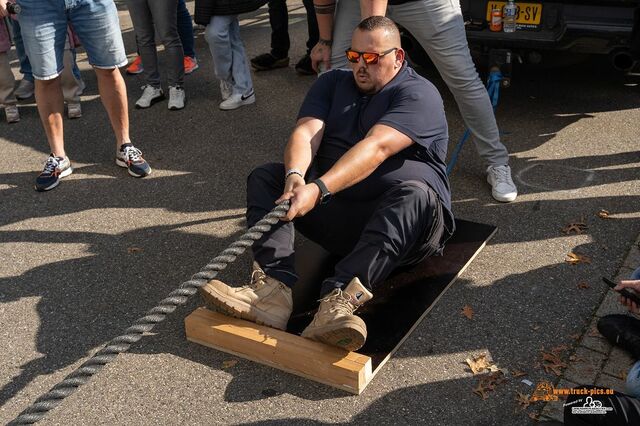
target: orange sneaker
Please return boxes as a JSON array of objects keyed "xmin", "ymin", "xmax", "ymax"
[
  {"xmin": 126, "ymin": 56, "xmax": 144, "ymax": 75},
  {"xmin": 184, "ymin": 56, "xmax": 199, "ymax": 74}
]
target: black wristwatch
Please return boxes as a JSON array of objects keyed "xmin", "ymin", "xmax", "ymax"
[{"xmin": 312, "ymin": 178, "xmax": 332, "ymax": 204}]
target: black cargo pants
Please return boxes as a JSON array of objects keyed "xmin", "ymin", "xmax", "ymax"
[{"xmin": 246, "ymin": 163, "xmax": 449, "ymax": 296}]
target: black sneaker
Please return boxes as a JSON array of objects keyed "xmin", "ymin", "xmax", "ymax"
[
  {"xmin": 597, "ymin": 314, "xmax": 640, "ymax": 359},
  {"xmin": 250, "ymin": 53, "xmax": 289, "ymax": 71},
  {"xmin": 295, "ymin": 54, "xmax": 315, "ymax": 75},
  {"xmin": 35, "ymin": 154, "xmax": 73, "ymax": 192},
  {"xmin": 115, "ymin": 143, "xmax": 152, "ymax": 177}
]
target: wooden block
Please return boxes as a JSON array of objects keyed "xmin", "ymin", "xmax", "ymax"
[{"xmin": 185, "ymin": 307, "xmax": 373, "ymax": 394}]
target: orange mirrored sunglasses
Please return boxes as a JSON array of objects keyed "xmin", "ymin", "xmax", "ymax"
[{"xmin": 345, "ymin": 47, "xmax": 398, "ymax": 65}]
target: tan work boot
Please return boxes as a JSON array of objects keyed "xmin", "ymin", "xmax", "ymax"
[
  {"xmin": 301, "ymin": 277, "xmax": 373, "ymax": 351},
  {"xmin": 199, "ymin": 262, "xmax": 293, "ymax": 330}
]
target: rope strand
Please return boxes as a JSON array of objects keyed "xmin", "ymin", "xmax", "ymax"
[{"xmin": 11, "ymin": 201, "xmax": 290, "ymax": 425}]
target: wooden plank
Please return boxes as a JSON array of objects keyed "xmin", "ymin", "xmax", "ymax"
[{"xmin": 185, "ymin": 308, "xmax": 373, "ymax": 394}]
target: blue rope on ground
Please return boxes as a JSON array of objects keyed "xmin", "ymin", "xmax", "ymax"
[{"xmin": 446, "ymin": 70, "xmax": 503, "ymax": 176}]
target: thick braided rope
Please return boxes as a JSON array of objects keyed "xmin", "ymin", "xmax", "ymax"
[{"xmin": 12, "ymin": 201, "xmax": 290, "ymax": 425}]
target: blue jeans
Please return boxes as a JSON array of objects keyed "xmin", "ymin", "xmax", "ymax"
[
  {"xmin": 177, "ymin": 0, "xmax": 195, "ymax": 58},
  {"xmin": 204, "ymin": 15, "xmax": 253, "ymax": 96},
  {"xmin": 10, "ymin": 18, "xmax": 82, "ymax": 82},
  {"xmin": 16, "ymin": 0, "xmax": 127, "ymax": 80}
]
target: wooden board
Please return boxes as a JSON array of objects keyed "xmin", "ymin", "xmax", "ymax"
[
  {"xmin": 186, "ymin": 219, "xmax": 495, "ymax": 393},
  {"xmin": 185, "ymin": 308, "xmax": 372, "ymax": 394}
]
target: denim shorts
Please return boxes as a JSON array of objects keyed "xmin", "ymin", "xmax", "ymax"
[{"xmin": 16, "ymin": 0, "xmax": 128, "ymax": 80}]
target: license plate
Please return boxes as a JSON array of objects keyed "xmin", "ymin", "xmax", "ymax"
[{"xmin": 486, "ymin": 2, "xmax": 543, "ymax": 27}]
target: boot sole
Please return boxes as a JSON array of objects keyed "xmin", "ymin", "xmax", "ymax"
[
  {"xmin": 302, "ymin": 318, "xmax": 367, "ymax": 352},
  {"xmin": 199, "ymin": 283, "xmax": 289, "ymax": 330}
]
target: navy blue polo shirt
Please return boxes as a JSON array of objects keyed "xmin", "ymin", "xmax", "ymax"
[{"xmin": 297, "ymin": 62, "xmax": 453, "ymax": 221}]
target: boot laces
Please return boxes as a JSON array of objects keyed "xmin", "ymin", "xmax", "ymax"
[
  {"xmin": 248, "ymin": 268, "xmax": 267, "ymax": 289},
  {"xmin": 321, "ymin": 289, "xmax": 356, "ymax": 316}
]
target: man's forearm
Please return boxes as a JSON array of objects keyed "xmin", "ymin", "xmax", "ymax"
[
  {"xmin": 318, "ymin": 137, "xmax": 389, "ymax": 194},
  {"xmin": 284, "ymin": 120, "xmax": 324, "ymax": 176},
  {"xmin": 314, "ymin": 0, "xmax": 336, "ymax": 40},
  {"xmin": 361, "ymin": 0, "xmax": 388, "ymax": 18}
]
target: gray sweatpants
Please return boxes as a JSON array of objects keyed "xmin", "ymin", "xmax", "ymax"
[
  {"xmin": 331, "ymin": 0, "xmax": 510, "ymax": 167},
  {"xmin": 126, "ymin": 0, "xmax": 184, "ymax": 88}
]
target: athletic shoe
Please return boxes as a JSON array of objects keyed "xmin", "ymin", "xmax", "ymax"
[
  {"xmin": 34, "ymin": 154, "xmax": 72, "ymax": 192},
  {"xmin": 220, "ymin": 80, "xmax": 233, "ymax": 101},
  {"xmin": 135, "ymin": 85, "xmax": 164, "ymax": 109},
  {"xmin": 5, "ymin": 105, "xmax": 20, "ymax": 123},
  {"xmin": 301, "ymin": 277, "xmax": 372, "ymax": 351},
  {"xmin": 219, "ymin": 90, "xmax": 255, "ymax": 111},
  {"xmin": 67, "ymin": 102, "xmax": 82, "ymax": 119},
  {"xmin": 199, "ymin": 262, "xmax": 293, "ymax": 330},
  {"xmin": 168, "ymin": 86, "xmax": 185, "ymax": 110},
  {"xmin": 15, "ymin": 79, "xmax": 34, "ymax": 100},
  {"xmin": 184, "ymin": 56, "xmax": 199, "ymax": 74},
  {"xmin": 295, "ymin": 54, "xmax": 315, "ymax": 75},
  {"xmin": 126, "ymin": 56, "xmax": 144, "ymax": 75},
  {"xmin": 250, "ymin": 53, "xmax": 289, "ymax": 71},
  {"xmin": 115, "ymin": 143, "xmax": 152, "ymax": 177},
  {"xmin": 486, "ymin": 165, "xmax": 518, "ymax": 202}
]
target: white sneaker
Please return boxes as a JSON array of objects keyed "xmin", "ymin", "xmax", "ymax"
[
  {"xmin": 486, "ymin": 165, "xmax": 518, "ymax": 202},
  {"xmin": 135, "ymin": 85, "xmax": 164, "ymax": 109},
  {"xmin": 220, "ymin": 80, "xmax": 233, "ymax": 101},
  {"xmin": 219, "ymin": 90, "xmax": 255, "ymax": 111},
  {"xmin": 168, "ymin": 86, "xmax": 186, "ymax": 110},
  {"xmin": 5, "ymin": 105, "xmax": 20, "ymax": 123},
  {"xmin": 67, "ymin": 102, "xmax": 82, "ymax": 119},
  {"xmin": 15, "ymin": 79, "xmax": 35, "ymax": 100}
]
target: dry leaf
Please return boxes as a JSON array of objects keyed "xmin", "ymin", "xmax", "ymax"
[
  {"xmin": 466, "ymin": 354, "xmax": 491, "ymax": 374},
  {"xmin": 222, "ymin": 360, "xmax": 238, "ymax": 369},
  {"xmin": 528, "ymin": 412, "xmax": 540, "ymax": 421},
  {"xmin": 619, "ymin": 370, "xmax": 628, "ymax": 381},
  {"xmin": 551, "ymin": 344, "xmax": 569, "ymax": 354},
  {"xmin": 565, "ymin": 252, "xmax": 592, "ymax": 265},
  {"xmin": 598, "ymin": 209, "xmax": 610, "ymax": 219},
  {"xmin": 516, "ymin": 392, "xmax": 531, "ymax": 410},
  {"xmin": 569, "ymin": 333, "xmax": 581, "ymax": 340},
  {"xmin": 531, "ymin": 324, "xmax": 541, "ymax": 331},
  {"xmin": 569, "ymin": 354, "xmax": 586, "ymax": 363},
  {"xmin": 127, "ymin": 247, "xmax": 143, "ymax": 254},
  {"xmin": 561, "ymin": 221, "xmax": 588, "ymax": 235},
  {"xmin": 541, "ymin": 349, "xmax": 567, "ymax": 377},
  {"xmin": 511, "ymin": 370, "xmax": 527, "ymax": 377},
  {"xmin": 577, "ymin": 282, "xmax": 590, "ymax": 289},
  {"xmin": 462, "ymin": 305, "xmax": 474, "ymax": 320},
  {"xmin": 473, "ymin": 382, "xmax": 489, "ymax": 399}
]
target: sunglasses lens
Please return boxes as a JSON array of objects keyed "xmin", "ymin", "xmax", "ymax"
[
  {"xmin": 362, "ymin": 53, "xmax": 379, "ymax": 64},
  {"xmin": 346, "ymin": 51, "xmax": 360, "ymax": 63}
]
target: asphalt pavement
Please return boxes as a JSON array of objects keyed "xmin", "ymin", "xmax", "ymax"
[{"xmin": 1, "ymin": 2, "xmax": 639, "ymax": 425}]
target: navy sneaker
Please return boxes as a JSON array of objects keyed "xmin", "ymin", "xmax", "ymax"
[
  {"xmin": 34, "ymin": 154, "xmax": 73, "ymax": 192},
  {"xmin": 115, "ymin": 143, "xmax": 152, "ymax": 177}
]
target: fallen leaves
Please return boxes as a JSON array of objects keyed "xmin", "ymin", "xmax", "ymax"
[
  {"xmin": 511, "ymin": 370, "xmax": 527, "ymax": 378},
  {"xmin": 577, "ymin": 282, "xmax": 591, "ymax": 289},
  {"xmin": 561, "ymin": 220, "xmax": 588, "ymax": 235},
  {"xmin": 466, "ymin": 354, "xmax": 493, "ymax": 374},
  {"xmin": 540, "ymin": 347, "xmax": 568, "ymax": 376},
  {"xmin": 472, "ymin": 371, "xmax": 507, "ymax": 399},
  {"xmin": 222, "ymin": 360, "xmax": 238, "ymax": 369},
  {"xmin": 565, "ymin": 252, "xmax": 591, "ymax": 265},
  {"xmin": 528, "ymin": 412, "xmax": 540, "ymax": 421},
  {"xmin": 597, "ymin": 209, "xmax": 610, "ymax": 219},
  {"xmin": 127, "ymin": 246, "xmax": 143, "ymax": 254},
  {"xmin": 462, "ymin": 305, "xmax": 474, "ymax": 320},
  {"xmin": 516, "ymin": 391, "xmax": 531, "ymax": 410}
]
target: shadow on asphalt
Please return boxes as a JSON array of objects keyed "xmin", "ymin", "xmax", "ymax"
[{"xmin": 1, "ymin": 4, "xmax": 639, "ymax": 422}]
